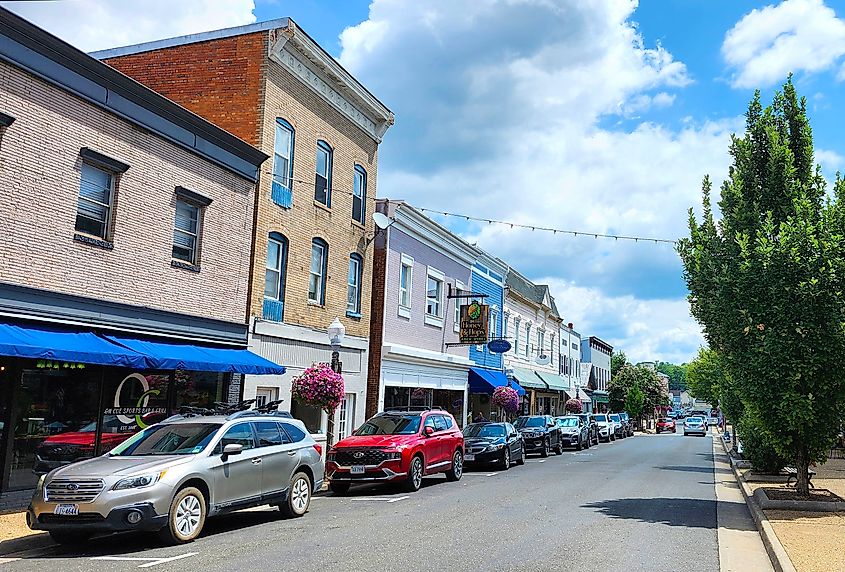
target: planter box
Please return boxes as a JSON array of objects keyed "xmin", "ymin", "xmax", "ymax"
[{"xmin": 752, "ymin": 487, "xmax": 845, "ymax": 512}]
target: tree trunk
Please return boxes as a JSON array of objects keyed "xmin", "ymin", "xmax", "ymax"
[{"xmin": 795, "ymin": 447, "xmax": 810, "ymax": 498}]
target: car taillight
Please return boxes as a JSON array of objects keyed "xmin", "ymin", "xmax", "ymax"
[{"xmin": 313, "ymin": 444, "xmax": 323, "ymax": 456}]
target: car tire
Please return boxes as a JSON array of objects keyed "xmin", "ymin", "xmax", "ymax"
[
  {"xmin": 279, "ymin": 471, "xmax": 311, "ymax": 518},
  {"xmin": 554, "ymin": 440, "xmax": 563, "ymax": 455},
  {"xmin": 445, "ymin": 449, "xmax": 463, "ymax": 481},
  {"xmin": 158, "ymin": 486, "xmax": 206, "ymax": 545},
  {"xmin": 48, "ymin": 530, "xmax": 93, "ymax": 545},
  {"xmin": 576, "ymin": 438, "xmax": 583, "ymax": 451},
  {"xmin": 516, "ymin": 447, "xmax": 526, "ymax": 465},
  {"xmin": 329, "ymin": 481, "xmax": 350, "ymax": 495},
  {"xmin": 501, "ymin": 448, "xmax": 510, "ymax": 470},
  {"xmin": 540, "ymin": 438, "xmax": 550, "ymax": 458},
  {"xmin": 404, "ymin": 455, "xmax": 424, "ymax": 492}
]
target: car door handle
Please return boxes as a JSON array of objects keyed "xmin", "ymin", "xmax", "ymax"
[
  {"xmin": 287, "ymin": 451, "xmax": 297, "ymax": 456},
  {"xmin": 251, "ymin": 458, "xmax": 262, "ymax": 465}
]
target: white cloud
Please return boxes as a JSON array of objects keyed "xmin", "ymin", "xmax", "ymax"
[
  {"xmin": 339, "ymin": 0, "xmax": 731, "ymax": 362},
  {"xmin": 1, "ymin": 0, "xmax": 257, "ymax": 52},
  {"xmin": 722, "ymin": 0, "xmax": 845, "ymax": 88}
]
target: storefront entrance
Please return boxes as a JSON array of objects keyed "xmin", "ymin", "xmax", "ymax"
[{"xmin": 383, "ymin": 386, "xmax": 466, "ymax": 427}]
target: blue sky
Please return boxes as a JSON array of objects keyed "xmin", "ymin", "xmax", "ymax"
[{"xmin": 8, "ymin": 0, "xmax": 845, "ymax": 364}]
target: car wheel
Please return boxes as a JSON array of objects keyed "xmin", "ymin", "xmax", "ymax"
[
  {"xmin": 279, "ymin": 471, "xmax": 311, "ymax": 518},
  {"xmin": 540, "ymin": 438, "xmax": 550, "ymax": 458},
  {"xmin": 501, "ymin": 448, "xmax": 510, "ymax": 470},
  {"xmin": 516, "ymin": 446, "xmax": 526, "ymax": 465},
  {"xmin": 554, "ymin": 440, "xmax": 563, "ymax": 455},
  {"xmin": 404, "ymin": 455, "xmax": 424, "ymax": 491},
  {"xmin": 158, "ymin": 486, "xmax": 206, "ymax": 545},
  {"xmin": 576, "ymin": 437, "xmax": 583, "ymax": 451},
  {"xmin": 445, "ymin": 449, "xmax": 463, "ymax": 481},
  {"xmin": 329, "ymin": 481, "xmax": 350, "ymax": 495},
  {"xmin": 49, "ymin": 530, "xmax": 93, "ymax": 545}
]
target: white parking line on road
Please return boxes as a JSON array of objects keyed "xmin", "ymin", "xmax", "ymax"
[
  {"xmin": 386, "ymin": 496, "xmax": 409, "ymax": 503},
  {"xmin": 527, "ymin": 459, "xmax": 546, "ymax": 463},
  {"xmin": 348, "ymin": 496, "xmax": 408, "ymax": 502},
  {"xmin": 0, "ymin": 558, "xmax": 21, "ymax": 565},
  {"xmin": 92, "ymin": 552, "xmax": 197, "ymax": 568}
]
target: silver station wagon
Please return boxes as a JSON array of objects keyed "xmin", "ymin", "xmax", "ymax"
[{"xmin": 27, "ymin": 404, "xmax": 324, "ymax": 544}]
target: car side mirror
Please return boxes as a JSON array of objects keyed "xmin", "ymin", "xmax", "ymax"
[
  {"xmin": 222, "ymin": 443, "xmax": 243, "ymax": 457},
  {"xmin": 424, "ymin": 426, "xmax": 435, "ymax": 437}
]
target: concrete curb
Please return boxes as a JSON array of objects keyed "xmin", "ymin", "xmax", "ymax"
[
  {"xmin": 720, "ymin": 436, "xmax": 797, "ymax": 572},
  {"xmin": 752, "ymin": 487, "xmax": 845, "ymax": 512}
]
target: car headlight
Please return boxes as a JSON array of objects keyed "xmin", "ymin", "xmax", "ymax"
[
  {"xmin": 112, "ymin": 471, "xmax": 167, "ymax": 491},
  {"xmin": 36, "ymin": 474, "xmax": 46, "ymax": 492}
]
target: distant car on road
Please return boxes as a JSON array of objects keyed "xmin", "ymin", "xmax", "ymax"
[
  {"xmin": 514, "ymin": 415, "xmax": 562, "ymax": 457},
  {"xmin": 619, "ymin": 412, "xmax": 634, "ymax": 436},
  {"xmin": 656, "ymin": 418, "xmax": 676, "ymax": 433},
  {"xmin": 576, "ymin": 413, "xmax": 599, "ymax": 446},
  {"xmin": 555, "ymin": 416, "xmax": 590, "ymax": 450},
  {"xmin": 463, "ymin": 422, "xmax": 525, "ymax": 469},
  {"xmin": 609, "ymin": 414, "xmax": 626, "ymax": 439},
  {"xmin": 683, "ymin": 416, "xmax": 707, "ymax": 436},
  {"xmin": 592, "ymin": 414, "xmax": 615, "ymax": 442}
]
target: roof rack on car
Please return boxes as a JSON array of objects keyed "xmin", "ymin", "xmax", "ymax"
[{"xmin": 254, "ymin": 399, "xmax": 285, "ymax": 413}]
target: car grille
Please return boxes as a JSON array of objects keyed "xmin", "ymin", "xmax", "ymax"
[
  {"xmin": 335, "ymin": 449, "xmax": 388, "ymax": 466},
  {"xmin": 36, "ymin": 443, "xmax": 84, "ymax": 462},
  {"xmin": 45, "ymin": 478, "xmax": 105, "ymax": 503},
  {"xmin": 38, "ymin": 513, "xmax": 105, "ymax": 524}
]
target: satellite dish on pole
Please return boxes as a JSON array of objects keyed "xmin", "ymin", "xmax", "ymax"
[
  {"xmin": 373, "ymin": 212, "xmax": 392, "ymax": 230},
  {"xmin": 535, "ymin": 353, "xmax": 551, "ymax": 366}
]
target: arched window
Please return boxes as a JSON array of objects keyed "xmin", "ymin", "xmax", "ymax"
[
  {"xmin": 263, "ymin": 232, "xmax": 288, "ymax": 321},
  {"xmin": 309, "ymin": 238, "xmax": 329, "ymax": 304},
  {"xmin": 272, "ymin": 119, "xmax": 294, "ymax": 208},
  {"xmin": 315, "ymin": 140, "xmax": 333, "ymax": 207},
  {"xmin": 347, "ymin": 253, "xmax": 364, "ymax": 316},
  {"xmin": 353, "ymin": 164, "xmax": 367, "ymax": 224}
]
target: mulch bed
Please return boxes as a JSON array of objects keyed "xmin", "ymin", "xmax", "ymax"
[{"xmin": 763, "ymin": 487, "xmax": 844, "ymax": 502}]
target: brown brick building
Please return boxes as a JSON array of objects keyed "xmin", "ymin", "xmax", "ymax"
[{"xmin": 95, "ymin": 19, "xmax": 394, "ymax": 439}]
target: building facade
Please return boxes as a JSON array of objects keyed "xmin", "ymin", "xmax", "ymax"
[
  {"xmin": 581, "ymin": 336, "xmax": 613, "ymax": 412},
  {"xmin": 366, "ymin": 201, "xmax": 477, "ymax": 426},
  {"xmin": 560, "ymin": 324, "xmax": 589, "ymax": 411},
  {"xmin": 99, "ymin": 19, "xmax": 394, "ymax": 440},
  {"xmin": 0, "ymin": 9, "xmax": 278, "ymax": 493}
]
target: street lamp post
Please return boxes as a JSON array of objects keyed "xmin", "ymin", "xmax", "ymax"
[{"xmin": 326, "ymin": 317, "xmax": 345, "ymax": 450}]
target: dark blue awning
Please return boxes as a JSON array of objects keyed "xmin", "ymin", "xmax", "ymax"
[
  {"xmin": 105, "ymin": 335, "xmax": 285, "ymax": 375},
  {"xmin": 469, "ymin": 367, "xmax": 526, "ymax": 396},
  {"xmin": 0, "ymin": 322, "xmax": 148, "ymax": 368}
]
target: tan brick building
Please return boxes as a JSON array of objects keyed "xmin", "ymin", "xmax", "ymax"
[{"xmin": 97, "ymin": 19, "xmax": 394, "ymax": 439}]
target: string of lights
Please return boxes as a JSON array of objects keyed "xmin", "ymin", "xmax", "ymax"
[{"xmin": 263, "ymin": 172, "xmax": 678, "ymax": 245}]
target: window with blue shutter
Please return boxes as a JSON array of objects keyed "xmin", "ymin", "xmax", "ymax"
[{"xmin": 272, "ymin": 119, "xmax": 294, "ymax": 208}]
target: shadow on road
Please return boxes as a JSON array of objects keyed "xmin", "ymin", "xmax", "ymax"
[{"xmin": 582, "ymin": 497, "xmax": 758, "ymax": 531}]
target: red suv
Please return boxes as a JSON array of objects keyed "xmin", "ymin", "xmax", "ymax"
[{"xmin": 326, "ymin": 408, "xmax": 464, "ymax": 494}]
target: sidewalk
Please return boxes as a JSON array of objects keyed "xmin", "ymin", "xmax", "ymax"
[{"xmin": 0, "ymin": 511, "xmax": 49, "ymax": 557}]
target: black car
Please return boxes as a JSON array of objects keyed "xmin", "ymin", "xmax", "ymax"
[
  {"xmin": 514, "ymin": 415, "xmax": 562, "ymax": 457},
  {"xmin": 576, "ymin": 413, "xmax": 599, "ymax": 446},
  {"xmin": 555, "ymin": 416, "xmax": 590, "ymax": 450},
  {"xmin": 463, "ymin": 422, "xmax": 525, "ymax": 469}
]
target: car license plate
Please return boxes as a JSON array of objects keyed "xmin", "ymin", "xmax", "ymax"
[
  {"xmin": 464, "ymin": 454, "xmax": 475, "ymax": 461},
  {"xmin": 53, "ymin": 504, "xmax": 79, "ymax": 516},
  {"xmin": 350, "ymin": 465, "xmax": 365, "ymax": 474}
]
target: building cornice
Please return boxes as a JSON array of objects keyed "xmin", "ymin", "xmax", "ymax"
[{"xmin": 382, "ymin": 342, "xmax": 473, "ymax": 370}]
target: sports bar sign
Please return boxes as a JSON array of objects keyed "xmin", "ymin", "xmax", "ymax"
[{"xmin": 459, "ymin": 301, "xmax": 489, "ymax": 344}]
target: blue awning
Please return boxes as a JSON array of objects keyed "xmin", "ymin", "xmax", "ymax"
[
  {"xmin": 0, "ymin": 322, "xmax": 148, "ymax": 368},
  {"xmin": 105, "ymin": 335, "xmax": 285, "ymax": 375},
  {"xmin": 469, "ymin": 367, "xmax": 526, "ymax": 396}
]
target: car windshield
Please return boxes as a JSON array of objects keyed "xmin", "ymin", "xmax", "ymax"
[
  {"xmin": 659, "ymin": 418, "xmax": 671, "ymax": 423},
  {"xmin": 609, "ymin": 415, "xmax": 621, "ymax": 421},
  {"xmin": 593, "ymin": 415, "xmax": 607, "ymax": 422},
  {"xmin": 688, "ymin": 417, "xmax": 703, "ymax": 422},
  {"xmin": 557, "ymin": 418, "xmax": 578, "ymax": 427},
  {"xmin": 110, "ymin": 423, "xmax": 221, "ymax": 456},
  {"xmin": 514, "ymin": 417, "xmax": 545, "ymax": 428},
  {"xmin": 355, "ymin": 414, "xmax": 422, "ymax": 435},
  {"xmin": 464, "ymin": 424, "xmax": 505, "ymax": 438}
]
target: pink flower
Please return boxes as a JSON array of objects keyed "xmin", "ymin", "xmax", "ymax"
[{"xmin": 290, "ymin": 363, "xmax": 345, "ymax": 413}]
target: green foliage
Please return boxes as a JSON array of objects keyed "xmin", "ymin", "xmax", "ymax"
[
  {"xmin": 738, "ymin": 414, "xmax": 788, "ymax": 474},
  {"xmin": 611, "ymin": 350, "xmax": 627, "ymax": 377},
  {"xmin": 678, "ymin": 76, "xmax": 845, "ymax": 495},
  {"xmin": 657, "ymin": 362, "xmax": 687, "ymax": 391},
  {"xmin": 609, "ymin": 364, "xmax": 667, "ymax": 415},
  {"xmin": 625, "ymin": 383, "xmax": 645, "ymax": 420},
  {"xmin": 686, "ymin": 348, "xmax": 723, "ymax": 405}
]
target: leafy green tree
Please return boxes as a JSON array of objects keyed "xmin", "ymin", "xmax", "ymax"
[
  {"xmin": 657, "ymin": 362, "xmax": 687, "ymax": 391},
  {"xmin": 625, "ymin": 382, "xmax": 645, "ymax": 429},
  {"xmin": 611, "ymin": 350, "xmax": 627, "ymax": 377},
  {"xmin": 609, "ymin": 364, "xmax": 666, "ymax": 420},
  {"xmin": 679, "ymin": 77, "xmax": 845, "ymax": 496},
  {"xmin": 686, "ymin": 348, "xmax": 722, "ymax": 406}
]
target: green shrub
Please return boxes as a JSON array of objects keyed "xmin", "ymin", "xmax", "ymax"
[{"xmin": 739, "ymin": 414, "xmax": 788, "ymax": 474}]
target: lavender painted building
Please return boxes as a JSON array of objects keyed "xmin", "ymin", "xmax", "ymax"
[{"xmin": 366, "ymin": 201, "xmax": 479, "ymax": 425}]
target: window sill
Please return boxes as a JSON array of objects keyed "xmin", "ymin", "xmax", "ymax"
[
  {"xmin": 73, "ymin": 233, "xmax": 113, "ymax": 250},
  {"xmin": 424, "ymin": 314, "xmax": 444, "ymax": 328},
  {"xmin": 314, "ymin": 200, "xmax": 332, "ymax": 214},
  {"xmin": 398, "ymin": 306, "xmax": 411, "ymax": 319},
  {"xmin": 307, "ymin": 299, "xmax": 325, "ymax": 308},
  {"xmin": 346, "ymin": 311, "xmax": 362, "ymax": 320},
  {"xmin": 351, "ymin": 219, "xmax": 366, "ymax": 231},
  {"xmin": 171, "ymin": 260, "xmax": 200, "ymax": 273}
]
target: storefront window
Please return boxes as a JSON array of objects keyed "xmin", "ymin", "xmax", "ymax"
[
  {"xmin": 291, "ymin": 401, "xmax": 322, "ymax": 434},
  {"xmin": 173, "ymin": 371, "xmax": 227, "ymax": 410},
  {"xmin": 100, "ymin": 371, "xmax": 170, "ymax": 453},
  {"xmin": 384, "ymin": 387, "xmax": 410, "ymax": 410}
]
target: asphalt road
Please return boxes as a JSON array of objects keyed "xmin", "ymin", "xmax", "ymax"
[{"xmin": 1, "ymin": 431, "xmax": 734, "ymax": 572}]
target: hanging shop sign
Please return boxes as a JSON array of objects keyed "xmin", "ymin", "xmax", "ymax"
[
  {"xmin": 459, "ymin": 301, "xmax": 489, "ymax": 344},
  {"xmin": 487, "ymin": 339, "xmax": 512, "ymax": 354}
]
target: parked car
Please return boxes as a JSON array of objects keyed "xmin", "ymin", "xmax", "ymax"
[
  {"xmin": 592, "ymin": 414, "xmax": 615, "ymax": 442},
  {"xmin": 514, "ymin": 415, "xmax": 562, "ymax": 457},
  {"xmin": 326, "ymin": 408, "xmax": 464, "ymax": 494},
  {"xmin": 707, "ymin": 410, "xmax": 720, "ymax": 427},
  {"xmin": 656, "ymin": 418, "xmax": 676, "ymax": 433},
  {"xmin": 683, "ymin": 416, "xmax": 707, "ymax": 436},
  {"xmin": 463, "ymin": 422, "xmax": 524, "ymax": 469},
  {"xmin": 576, "ymin": 413, "xmax": 599, "ymax": 446},
  {"xmin": 619, "ymin": 412, "xmax": 635, "ymax": 436},
  {"xmin": 608, "ymin": 414, "xmax": 626, "ymax": 439},
  {"xmin": 28, "ymin": 408, "xmax": 323, "ymax": 545},
  {"xmin": 555, "ymin": 416, "xmax": 590, "ymax": 450}
]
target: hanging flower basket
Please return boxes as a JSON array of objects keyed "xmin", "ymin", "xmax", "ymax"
[
  {"xmin": 492, "ymin": 386, "xmax": 520, "ymax": 413},
  {"xmin": 290, "ymin": 363, "xmax": 344, "ymax": 414},
  {"xmin": 565, "ymin": 398, "xmax": 583, "ymax": 414}
]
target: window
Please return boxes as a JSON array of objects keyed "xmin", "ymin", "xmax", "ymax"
[
  {"xmin": 254, "ymin": 422, "xmax": 283, "ymax": 447},
  {"xmin": 425, "ymin": 268, "xmax": 444, "ymax": 324},
  {"xmin": 172, "ymin": 199, "xmax": 201, "ymax": 264},
  {"xmin": 502, "ymin": 312, "xmax": 509, "ymax": 344},
  {"xmin": 433, "ymin": 415, "xmax": 448, "ymax": 432},
  {"xmin": 309, "ymin": 238, "xmax": 328, "ymax": 304},
  {"xmin": 538, "ymin": 330, "xmax": 545, "ymax": 357},
  {"xmin": 525, "ymin": 323, "xmax": 532, "ymax": 356},
  {"xmin": 453, "ymin": 281, "xmax": 465, "ymax": 333},
  {"xmin": 216, "ymin": 423, "xmax": 254, "ymax": 452},
  {"xmin": 514, "ymin": 318, "xmax": 521, "ymax": 355},
  {"xmin": 264, "ymin": 233, "xmax": 288, "ymax": 300},
  {"xmin": 490, "ymin": 307, "xmax": 499, "ymax": 340},
  {"xmin": 76, "ymin": 163, "xmax": 113, "ymax": 239},
  {"xmin": 315, "ymin": 140, "xmax": 332, "ymax": 207},
  {"xmin": 353, "ymin": 165, "xmax": 367, "ymax": 224},
  {"xmin": 347, "ymin": 254, "xmax": 363, "ymax": 316},
  {"xmin": 255, "ymin": 386, "xmax": 279, "ymax": 408},
  {"xmin": 272, "ymin": 119, "xmax": 294, "ymax": 208},
  {"xmin": 399, "ymin": 255, "xmax": 413, "ymax": 317},
  {"xmin": 549, "ymin": 333, "xmax": 555, "ymax": 365},
  {"xmin": 337, "ymin": 394, "xmax": 355, "ymax": 440},
  {"xmin": 280, "ymin": 422, "xmax": 307, "ymax": 443}
]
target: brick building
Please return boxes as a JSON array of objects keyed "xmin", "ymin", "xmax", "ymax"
[
  {"xmin": 0, "ymin": 9, "xmax": 280, "ymax": 493},
  {"xmin": 96, "ymin": 19, "xmax": 394, "ymax": 440}
]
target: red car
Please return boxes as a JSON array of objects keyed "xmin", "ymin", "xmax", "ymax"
[
  {"xmin": 656, "ymin": 418, "xmax": 676, "ymax": 433},
  {"xmin": 326, "ymin": 408, "xmax": 464, "ymax": 494}
]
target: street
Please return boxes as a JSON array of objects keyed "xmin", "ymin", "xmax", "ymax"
[{"xmin": 0, "ymin": 432, "xmax": 762, "ymax": 572}]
